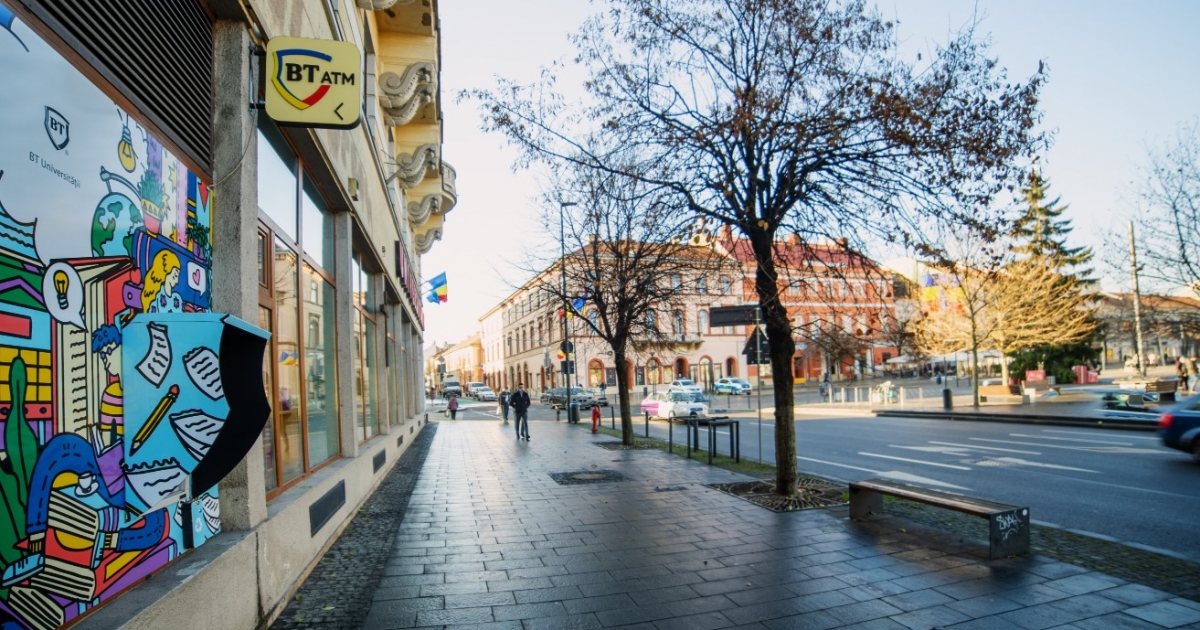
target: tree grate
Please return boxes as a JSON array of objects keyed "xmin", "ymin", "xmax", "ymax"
[{"xmin": 549, "ymin": 470, "xmax": 630, "ymax": 485}]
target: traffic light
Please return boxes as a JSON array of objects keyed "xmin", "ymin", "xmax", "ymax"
[{"xmin": 560, "ymin": 360, "xmax": 575, "ymax": 375}]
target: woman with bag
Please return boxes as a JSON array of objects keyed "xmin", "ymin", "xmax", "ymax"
[{"xmin": 448, "ymin": 394, "xmax": 459, "ymax": 420}]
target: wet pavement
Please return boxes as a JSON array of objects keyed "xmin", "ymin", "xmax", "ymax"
[{"xmin": 278, "ymin": 418, "xmax": 1200, "ymax": 629}]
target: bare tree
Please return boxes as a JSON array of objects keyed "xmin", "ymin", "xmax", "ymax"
[
  {"xmin": 533, "ymin": 166, "xmax": 728, "ymax": 444},
  {"xmin": 1131, "ymin": 119, "xmax": 1200, "ymax": 294},
  {"xmin": 472, "ymin": 0, "xmax": 1043, "ymax": 495}
]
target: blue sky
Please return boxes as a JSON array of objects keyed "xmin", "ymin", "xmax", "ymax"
[{"xmin": 423, "ymin": 0, "xmax": 1200, "ymax": 347}]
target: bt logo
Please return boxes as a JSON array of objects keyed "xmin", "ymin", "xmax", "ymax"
[
  {"xmin": 44, "ymin": 106, "xmax": 69, "ymax": 150},
  {"xmin": 271, "ymin": 48, "xmax": 356, "ymax": 111}
]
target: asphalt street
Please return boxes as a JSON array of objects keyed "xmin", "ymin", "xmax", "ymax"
[{"xmin": 442, "ymin": 397, "xmax": 1200, "ymax": 564}]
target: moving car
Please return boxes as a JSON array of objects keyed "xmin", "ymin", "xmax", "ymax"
[
  {"xmin": 473, "ymin": 386, "xmax": 497, "ymax": 402},
  {"xmin": 1159, "ymin": 393, "xmax": 1200, "ymax": 460},
  {"xmin": 639, "ymin": 391, "xmax": 709, "ymax": 420},
  {"xmin": 714, "ymin": 377, "xmax": 752, "ymax": 395},
  {"xmin": 465, "ymin": 382, "xmax": 486, "ymax": 397},
  {"xmin": 666, "ymin": 378, "xmax": 702, "ymax": 394}
]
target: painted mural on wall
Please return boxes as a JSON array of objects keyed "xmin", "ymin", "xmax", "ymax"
[{"xmin": 0, "ymin": 8, "xmax": 267, "ymax": 629}]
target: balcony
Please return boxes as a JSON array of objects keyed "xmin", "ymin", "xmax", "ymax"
[{"xmin": 441, "ymin": 160, "xmax": 457, "ymax": 212}]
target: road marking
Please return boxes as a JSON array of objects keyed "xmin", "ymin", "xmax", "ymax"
[
  {"xmin": 928, "ymin": 440, "xmax": 1041, "ymax": 455},
  {"xmin": 795, "ymin": 457, "xmax": 969, "ymax": 489},
  {"xmin": 987, "ymin": 457, "xmax": 1099, "ymax": 473},
  {"xmin": 970, "ymin": 437, "xmax": 1170, "ymax": 454},
  {"xmin": 858, "ymin": 452, "xmax": 971, "ymax": 470},
  {"xmin": 1042, "ymin": 429, "xmax": 1159, "ymax": 441},
  {"xmin": 1008, "ymin": 433, "xmax": 1133, "ymax": 446}
]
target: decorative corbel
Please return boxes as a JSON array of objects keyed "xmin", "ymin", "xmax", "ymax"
[
  {"xmin": 379, "ymin": 63, "xmax": 436, "ymax": 127},
  {"xmin": 407, "ymin": 194, "xmax": 441, "ymax": 226},
  {"xmin": 390, "ymin": 144, "xmax": 439, "ymax": 190},
  {"xmin": 355, "ymin": 0, "xmax": 416, "ymax": 10},
  {"xmin": 415, "ymin": 227, "xmax": 443, "ymax": 254}
]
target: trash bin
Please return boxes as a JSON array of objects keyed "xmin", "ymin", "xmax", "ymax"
[
  {"xmin": 942, "ymin": 388, "xmax": 953, "ymax": 410},
  {"xmin": 568, "ymin": 402, "xmax": 581, "ymax": 423}
]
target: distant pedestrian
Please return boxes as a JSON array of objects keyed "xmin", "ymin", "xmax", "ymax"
[
  {"xmin": 511, "ymin": 384, "xmax": 531, "ymax": 440},
  {"xmin": 500, "ymin": 390, "xmax": 511, "ymax": 423},
  {"xmin": 448, "ymin": 394, "xmax": 459, "ymax": 420},
  {"xmin": 1179, "ymin": 361, "xmax": 1191, "ymax": 393},
  {"xmin": 599, "ymin": 381, "xmax": 607, "ymax": 402}
]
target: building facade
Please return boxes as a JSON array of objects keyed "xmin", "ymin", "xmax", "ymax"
[
  {"xmin": 0, "ymin": 1, "xmax": 449, "ymax": 628},
  {"xmin": 473, "ymin": 232, "xmax": 898, "ymax": 396}
]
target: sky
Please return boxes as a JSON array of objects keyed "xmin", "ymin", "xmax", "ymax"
[{"xmin": 421, "ymin": 0, "xmax": 1200, "ymax": 348}]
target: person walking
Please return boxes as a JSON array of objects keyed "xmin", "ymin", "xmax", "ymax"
[
  {"xmin": 599, "ymin": 381, "xmax": 607, "ymax": 404},
  {"xmin": 511, "ymin": 383, "xmax": 531, "ymax": 440},
  {"xmin": 448, "ymin": 394, "xmax": 459, "ymax": 420},
  {"xmin": 499, "ymin": 390, "xmax": 511, "ymax": 423},
  {"xmin": 1178, "ymin": 360, "xmax": 1191, "ymax": 393}
]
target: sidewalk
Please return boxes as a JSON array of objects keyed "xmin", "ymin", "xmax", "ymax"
[{"xmin": 274, "ymin": 419, "xmax": 1200, "ymax": 630}]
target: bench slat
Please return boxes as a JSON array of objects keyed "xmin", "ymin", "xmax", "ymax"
[{"xmin": 850, "ymin": 479, "xmax": 1016, "ymax": 516}]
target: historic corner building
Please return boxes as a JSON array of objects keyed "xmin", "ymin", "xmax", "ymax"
[{"xmin": 0, "ymin": 1, "xmax": 451, "ymax": 628}]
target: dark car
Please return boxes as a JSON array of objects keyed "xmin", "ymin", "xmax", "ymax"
[
  {"xmin": 1158, "ymin": 393, "xmax": 1200, "ymax": 460},
  {"xmin": 545, "ymin": 387, "xmax": 594, "ymax": 409}
]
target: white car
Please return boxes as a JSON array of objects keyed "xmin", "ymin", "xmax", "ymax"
[
  {"xmin": 647, "ymin": 391, "xmax": 709, "ymax": 420},
  {"xmin": 466, "ymin": 382, "xmax": 486, "ymax": 397},
  {"xmin": 474, "ymin": 386, "xmax": 497, "ymax": 402},
  {"xmin": 666, "ymin": 378, "xmax": 702, "ymax": 394},
  {"xmin": 714, "ymin": 377, "xmax": 752, "ymax": 395}
]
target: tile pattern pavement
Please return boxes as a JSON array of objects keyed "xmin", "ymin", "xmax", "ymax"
[{"xmin": 283, "ymin": 419, "xmax": 1200, "ymax": 629}]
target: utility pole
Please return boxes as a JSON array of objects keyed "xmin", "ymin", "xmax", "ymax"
[
  {"xmin": 560, "ymin": 201, "xmax": 577, "ymax": 420},
  {"xmin": 1129, "ymin": 221, "xmax": 1147, "ymax": 377}
]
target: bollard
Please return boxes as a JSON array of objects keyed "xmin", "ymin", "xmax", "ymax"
[
  {"xmin": 644, "ymin": 410, "xmax": 650, "ymax": 437},
  {"xmin": 942, "ymin": 388, "xmax": 953, "ymax": 410},
  {"xmin": 610, "ymin": 405, "xmax": 616, "ymax": 429},
  {"xmin": 556, "ymin": 407, "xmax": 561, "ymax": 422}
]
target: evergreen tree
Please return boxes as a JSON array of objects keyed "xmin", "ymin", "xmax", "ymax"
[{"xmin": 1012, "ymin": 170, "xmax": 1094, "ymax": 282}]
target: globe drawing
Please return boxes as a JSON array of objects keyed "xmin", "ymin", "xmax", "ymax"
[{"xmin": 91, "ymin": 192, "xmax": 144, "ymax": 257}]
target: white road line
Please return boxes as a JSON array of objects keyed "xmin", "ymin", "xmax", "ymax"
[
  {"xmin": 928, "ymin": 440, "xmax": 1041, "ymax": 455},
  {"xmin": 858, "ymin": 452, "xmax": 972, "ymax": 470},
  {"xmin": 795, "ymin": 457, "xmax": 970, "ymax": 489},
  {"xmin": 1008, "ymin": 433, "xmax": 1133, "ymax": 446},
  {"xmin": 988, "ymin": 457, "xmax": 1099, "ymax": 473},
  {"xmin": 796, "ymin": 456, "xmax": 880, "ymax": 474},
  {"xmin": 1042, "ymin": 429, "xmax": 1160, "ymax": 441},
  {"xmin": 971, "ymin": 437, "xmax": 1170, "ymax": 454}
]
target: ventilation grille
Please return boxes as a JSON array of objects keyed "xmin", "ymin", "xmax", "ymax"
[{"xmin": 26, "ymin": 0, "xmax": 213, "ymax": 174}]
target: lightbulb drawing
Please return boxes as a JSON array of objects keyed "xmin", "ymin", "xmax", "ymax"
[
  {"xmin": 52, "ymin": 270, "xmax": 69, "ymax": 309},
  {"xmin": 117, "ymin": 116, "xmax": 137, "ymax": 172}
]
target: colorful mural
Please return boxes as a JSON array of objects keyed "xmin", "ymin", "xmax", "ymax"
[{"xmin": 0, "ymin": 9, "xmax": 268, "ymax": 629}]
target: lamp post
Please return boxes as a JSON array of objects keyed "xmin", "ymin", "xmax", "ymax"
[{"xmin": 560, "ymin": 201, "xmax": 577, "ymax": 420}]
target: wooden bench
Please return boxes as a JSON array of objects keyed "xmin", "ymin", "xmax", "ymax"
[
  {"xmin": 849, "ymin": 478, "xmax": 1030, "ymax": 560},
  {"xmin": 1145, "ymin": 380, "xmax": 1178, "ymax": 402},
  {"xmin": 979, "ymin": 384, "xmax": 1024, "ymax": 404}
]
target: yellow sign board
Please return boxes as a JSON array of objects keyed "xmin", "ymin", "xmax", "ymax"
[{"xmin": 265, "ymin": 36, "xmax": 361, "ymax": 129}]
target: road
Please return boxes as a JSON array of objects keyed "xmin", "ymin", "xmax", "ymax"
[{"xmin": 436, "ymin": 399, "xmax": 1200, "ymax": 562}]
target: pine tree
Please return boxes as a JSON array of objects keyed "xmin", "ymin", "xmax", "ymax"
[{"xmin": 1012, "ymin": 170, "xmax": 1094, "ymax": 282}]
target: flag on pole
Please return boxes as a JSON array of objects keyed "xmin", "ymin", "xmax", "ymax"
[{"xmin": 425, "ymin": 272, "xmax": 447, "ymax": 304}]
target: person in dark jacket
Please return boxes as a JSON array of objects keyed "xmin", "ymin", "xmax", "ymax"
[
  {"xmin": 447, "ymin": 394, "xmax": 459, "ymax": 420},
  {"xmin": 511, "ymin": 384, "xmax": 531, "ymax": 440}
]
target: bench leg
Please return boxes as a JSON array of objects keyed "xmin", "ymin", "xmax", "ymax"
[
  {"xmin": 988, "ymin": 508, "xmax": 1030, "ymax": 559},
  {"xmin": 849, "ymin": 488, "xmax": 883, "ymax": 520}
]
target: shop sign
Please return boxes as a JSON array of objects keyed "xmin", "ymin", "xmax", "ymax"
[{"xmin": 265, "ymin": 36, "xmax": 361, "ymax": 129}]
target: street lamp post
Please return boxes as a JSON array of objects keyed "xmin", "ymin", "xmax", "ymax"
[{"xmin": 560, "ymin": 201, "xmax": 577, "ymax": 420}]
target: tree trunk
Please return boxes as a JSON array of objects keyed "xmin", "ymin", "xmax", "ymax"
[
  {"xmin": 613, "ymin": 347, "xmax": 635, "ymax": 445},
  {"xmin": 749, "ymin": 231, "xmax": 798, "ymax": 496}
]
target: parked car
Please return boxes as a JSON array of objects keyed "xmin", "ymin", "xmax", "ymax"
[
  {"xmin": 465, "ymin": 382, "xmax": 486, "ymax": 397},
  {"xmin": 639, "ymin": 392, "xmax": 709, "ymax": 420},
  {"xmin": 1159, "ymin": 393, "xmax": 1200, "ymax": 460},
  {"xmin": 474, "ymin": 386, "xmax": 497, "ymax": 402},
  {"xmin": 714, "ymin": 377, "xmax": 752, "ymax": 395},
  {"xmin": 587, "ymin": 388, "xmax": 609, "ymax": 406},
  {"xmin": 540, "ymin": 388, "xmax": 559, "ymax": 404},
  {"xmin": 666, "ymin": 378, "xmax": 702, "ymax": 394},
  {"xmin": 546, "ymin": 387, "xmax": 594, "ymax": 409}
]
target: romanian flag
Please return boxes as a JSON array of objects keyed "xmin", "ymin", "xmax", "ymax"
[{"xmin": 425, "ymin": 272, "xmax": 447, "ymax": 304}]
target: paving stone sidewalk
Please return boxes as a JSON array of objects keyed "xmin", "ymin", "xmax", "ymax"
[{"xmin": 282, "ymin": 419, "xmax": 1200, "ymax": 629}]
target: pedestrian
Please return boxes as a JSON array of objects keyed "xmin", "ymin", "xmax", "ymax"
[
  {"xmin": 1179, "ymin": 360, "xmax": 1191, "ymax": 393},
  {"xmin": 500, "ymin": 390, "xmax": 510, "ymax": 423},
  {"xmin": 599, "ymin": 381, "xmax": 607, "ymax": 403},
  {"xmin": 448, "ymin": 394, "xmax": 459, "ymax": 420},
  {"xmin": 511, "ymin": 383, "xmax": 531, "ymax": 440}
]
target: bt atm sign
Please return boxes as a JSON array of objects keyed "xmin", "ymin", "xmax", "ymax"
[{"xmin": 265, "ymin": 36, "xmax": 361, "ymax": 129}]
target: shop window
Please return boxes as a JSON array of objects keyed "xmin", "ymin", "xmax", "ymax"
[{"xmin": 257, "ymin": 118, "xmax": 339, "ymax": 497}]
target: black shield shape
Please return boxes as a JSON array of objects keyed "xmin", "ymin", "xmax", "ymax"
[{"xmin": 44, "ymin": 106, "xmax": 69, "ymax": 150}]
